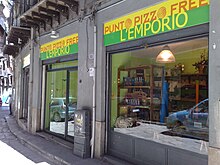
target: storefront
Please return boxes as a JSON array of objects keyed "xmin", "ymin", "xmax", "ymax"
[
  {"xmin": 104, "ymin": 0, "xmax": 209, "ymax": 164},
  {"xmin": 21, "ymin": 54, "xmax": 30, "ymax": 121},
  {"xmin": 40, "ymin": 33, "xmax": 78, "ymax": 141},
  {"xmin": 14, "ymin": 42, "xmax": 32, "ymax": 130}
]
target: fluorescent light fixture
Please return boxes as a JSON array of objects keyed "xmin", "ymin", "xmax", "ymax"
[{"xmin": 156, "ymin": 45, "xmax": 175, "ymax": 63}]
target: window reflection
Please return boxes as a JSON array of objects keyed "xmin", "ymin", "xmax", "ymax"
[{"xmin": 110, "ymin": 37, "xmax": 209, "ymax": 145}]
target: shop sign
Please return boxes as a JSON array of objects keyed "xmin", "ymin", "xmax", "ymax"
[
  {"xmin": 23, "ymin": 54, "xmax": 30, "ymax": 68},
  {"xmin": 40, "ymin": 33, "xmax": 78, "ymax": 60},
  {"xmin": 104, "ymin": 0, "xmax": 209, "ymax": 46}
]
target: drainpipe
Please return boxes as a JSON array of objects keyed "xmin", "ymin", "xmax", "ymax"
[
  {"xmin": 91, "ymin": 25, "xmax": 97, "ymax": 159},
  {"xmin": 28, "ymin": 27, "xmax": 34, "ymax": 132}
]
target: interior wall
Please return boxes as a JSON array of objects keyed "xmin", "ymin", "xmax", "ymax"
[{"xmin": 166, "ymin": 48, "xmax": 208, "ymax": 74}]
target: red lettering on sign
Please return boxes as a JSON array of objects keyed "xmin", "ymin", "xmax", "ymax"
[
  {"xmin": 171, "ymin": 3, "xmax": 178, "ymax": 15},
  {"xmin": 189, "ymin": 0, "xmax": 197, "ymax": 10},
  {"xmin": 179, "ymin": 1, "xmax": 187, "ymax": 13},
  {"xmin": 199, "ymin": 0, "xmax": 208, "ymax": 7}
]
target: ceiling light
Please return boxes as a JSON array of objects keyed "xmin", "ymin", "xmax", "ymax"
[
  {"xmin": 50, "ymin": 30, "xmax": 59, "ymax": 39},
  {"xmin": 156, "ymin": 45, "xmax": 175, "ymax": 63}
]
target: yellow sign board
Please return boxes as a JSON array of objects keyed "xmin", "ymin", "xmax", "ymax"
[
  {"xmin": 40, "ymin": 33, "xmax": 78, "ymax": 60},
  {"xmin": 104, "ymin": 0, "xmax": 209, "ymax": 46}
]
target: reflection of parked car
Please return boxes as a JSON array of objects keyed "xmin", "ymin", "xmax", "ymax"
[
  {"xmin": 166, "ymin": 99, "xmax": 208, "ymax": 132},
  {"xmin": 50, "ymin": 98, "xmax": 77, "ymax": 122}
]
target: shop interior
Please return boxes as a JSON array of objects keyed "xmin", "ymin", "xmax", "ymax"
[{"xmin": 110, "ymin": 37, "xmax": 208, "ymax": 144}]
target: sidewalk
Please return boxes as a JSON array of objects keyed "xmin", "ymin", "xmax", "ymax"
[{"xmin": 5, "ymin": 115, "xmax": 132, "ymax": 165}]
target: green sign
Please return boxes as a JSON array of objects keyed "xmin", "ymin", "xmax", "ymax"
[
  {"xmin": 40, "ymin": 33, "xmax": 78, "ymax": 60},
  {"xmin": 104, "ymin": 0, "xmax": 209, "ymax": 46}
]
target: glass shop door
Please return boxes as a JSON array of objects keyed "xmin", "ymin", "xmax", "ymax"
[{"xmin": 45, "ymin": 68, "xmax": 78, "ymax": 139}]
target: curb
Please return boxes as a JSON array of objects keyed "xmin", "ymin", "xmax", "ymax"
[
  {"xmin": 102, "ymin": 155, "xmax": 134, "ymax": 165},
  {"xmin": 5, "ymin": 116, "xmax": 71, "ymax": 165},
  {"xmin": 5, "ymin": 116, "xmax": 133, "ymax": 165}
]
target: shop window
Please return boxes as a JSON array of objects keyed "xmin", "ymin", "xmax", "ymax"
[{"xmin": 110, "ymin": 37, "xmax": 209, "ymax": 147}]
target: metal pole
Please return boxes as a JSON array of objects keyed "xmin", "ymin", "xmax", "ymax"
[{"xmin": 91, "ymin": 25, "xmax": 97, "ymax": 159}]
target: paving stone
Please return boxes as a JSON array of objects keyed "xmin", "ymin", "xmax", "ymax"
[
  {"xmin": 0, "ymin": 107, "xmax": 55, "ymax": 165},
  {"xmin": 1, "ymin": 106, "xmax": 127, "ymax": 165},
  {"xmin": 0, "ymin": 134, "xmax": 5, "ymax": 139},
  {"xmin": 2, "ymin": 127, "xmax": 11, "ymax": 133}
]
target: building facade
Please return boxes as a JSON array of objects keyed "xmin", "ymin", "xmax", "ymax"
[
  {"xmin": 4, "ymin": 0, "xmax": 220, "ymax": 164},
  {"xmin": 0, "ymin": 1, "xmax": 13, "ymax": 105}
]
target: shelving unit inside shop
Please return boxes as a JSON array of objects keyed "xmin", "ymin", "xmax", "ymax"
[
  {"xmin": 117, "ymin": 65, "xmax": 164, "ymax": 122},
  {"xmin": 166, "ymin": 73, "xmax": 208, "ymax": 112}
]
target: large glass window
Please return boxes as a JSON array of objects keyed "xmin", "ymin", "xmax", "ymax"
[
  {"xmin": 45, "ymin": 61, "xmax": 78, "ymax": 139},
  {"xmin": 110, "ymin": 37, "xmax": 208, "ymax": 152}
]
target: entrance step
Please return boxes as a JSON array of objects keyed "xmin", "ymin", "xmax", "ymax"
[{"xmin": 36, "ymin": 132, "xmax": 74, "ymax": 150}]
